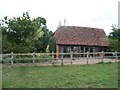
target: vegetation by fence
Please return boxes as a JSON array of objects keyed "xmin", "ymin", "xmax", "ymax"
[{"xmin": 1, "ymin": 52, "xmax": 120, "ymax": 66}]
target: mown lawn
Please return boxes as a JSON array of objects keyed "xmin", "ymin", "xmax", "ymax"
[{"xmin": 2, "ymin": 62, "xmax": 119, "ymax": 88}]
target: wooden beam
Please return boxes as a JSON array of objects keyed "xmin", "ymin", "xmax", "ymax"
[
  {"xmin": 61, "ymin": 46, "xmax": 63, "ymax": 58},
  {"xmin": 61, "ymin": 46, "xmax": 63, "ymax": 53},
  {"xmin": 88, "ymin": 47, "xmax": 90, "ymax": 52},
  {"xmin": 69, "ymin": 47, "xmax": 72, "ymax": 58},
  {"xmin": 93, "ymin": 47, "xmax": 95, "ymax": 57},
  {"xmin": 84, "ymin": 47, "xmax": 86, "ymax": 57},
  {"xmin": 56, "ymin": 45, "xmax": 59, "ymax": 60},
  {"xmin": 79, "ymin": 46, "xmax": 81, "ymax": 58}
]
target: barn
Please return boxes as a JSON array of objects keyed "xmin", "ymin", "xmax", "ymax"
[{"xmin": 53, "ymin": 26, "xmax": 109, "ymax": 58}]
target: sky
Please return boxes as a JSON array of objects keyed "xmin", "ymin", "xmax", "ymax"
[{"xmin": 0, "ymin": 0, "xmax": 119, "ymax": 35}]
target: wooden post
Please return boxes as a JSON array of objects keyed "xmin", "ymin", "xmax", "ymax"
[
  {"xmin": 52, "ymin": 51, "xmax": 54, "ymax": 65},
  {"xmin": 11, "ymin": 52, "xmax": 13, "ymax": 64},
  {"xmin": 56, "ymin": 45, "xmax": 59, "ymax": 61},
  {"xmin": 52, "ymin": 51, "xmax": 54, "ymax": 58},
  {"xmin": 84, "ymin": 47, "xmax": 86, "ymax": 57},
  {"xmin": 61, "ymin": 46, "xmax": 64, "ymax": 58},
  {"xmin": 70, "ymin": 51, "xmax": 73, "ymax": 64},
  {"xmin": 61, "ymin": 50, "xmax": 64, "ymax": 65},
  {"xmin": 79, "ymin": 46, "xmax": 81, "ymax": 58},
  {"xmin": 88, "ymin": 47, "xmax": 90, "ymax": 52},
  {"xmin": 33, "ymin": 52, "xmax": 35, "ymax": 63},
  {"xmin": 93, "ymin": 47, "xmax": 95, "ymax": 57},
  {"xmin": 70, "ymin": 47, "xmax": 72, "ymax": 58},
  {"xmin": 87, "ymin": 52, "xmax": 89, "ymax": 64},
  {"xmin": 88, "ymin": 47, "xmax": 91, "ymax": 57},
  {"xmin": 102, "ymin": 51, "xmax": 104, "ymax": 62},
  {"xmin": 61, "ymin": 56, "xmax": 63, "ymax": 65},
  {"xmin": 115, "ymin": 51, "xmax": 118, "ymax": 62}
]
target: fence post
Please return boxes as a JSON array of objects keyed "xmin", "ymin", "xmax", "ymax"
[
  {"xmin": 115, "ymin": 51, "xmax": 118, "ymax": 62},
  {"xmin": 99, "ymin": 51, "xmax": 104, "ymax": 62},
  {"xmin": 52, "ymin": 51, "xmax": 54, "ymax": 65},
  {"xmin": 87, "ymin": 52, "xmax": 89, "ymax": 64},
  {"xmin": 33, "ymin": 52, "xmax": 35, "ymax": 63},
  {"xmin": 102, "ymin": 51, "xmax": 104, "ymax": 62},
  {"xmin": 61, "ymin": 53, "xmax": 63, "ymax": 65},
  {"xmin": 11, "ymin": 52, "xmax": 14, "ymax": 64},
  {"xmin": 70, "ymin": 51, "xmax": 73, "ymax": 64}
]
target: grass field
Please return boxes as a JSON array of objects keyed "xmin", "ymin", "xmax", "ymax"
[{"xmin": 2, "ymin": 62, "xmax": 119, "ymax": 88}]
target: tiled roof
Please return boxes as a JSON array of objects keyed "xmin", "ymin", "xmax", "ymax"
[{"xmin": 53, "ymin": 26, "xmax": 109, "ymax": 46}]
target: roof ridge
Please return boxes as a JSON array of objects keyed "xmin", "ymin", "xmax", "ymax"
[{"xmin": 60, "ymin": 26, "xmax": 103, "ymax": 30}]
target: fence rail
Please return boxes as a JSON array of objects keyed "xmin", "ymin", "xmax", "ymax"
[{"xmin": 1, "ymin": 52, "xmax": 120, "ymax": 66}]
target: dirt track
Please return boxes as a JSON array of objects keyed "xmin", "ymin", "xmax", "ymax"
[{"xmin": 2, "ymin": 58, "xmax": 119, "ymax": 67}]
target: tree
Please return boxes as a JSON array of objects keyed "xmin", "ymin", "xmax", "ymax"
[
  {"xmin": 109, "ymin": 25, "xmax": 120, "ymax": 41},
  {"xmin": 33, "ymin": 27, "xmax": 53, "ymax": 53},
  {"xmin": 1, "ymin": 26, "xmax": 12, "ymax": 53},
  {"xmin": 1, "ymin": 12, "xmax": 50, "ymax": 53},
  {"xmin": 49, "ymin": 37, "xmax": 56, "ymax": 53},
  {"xmin": 0, "ymin": 24, "xmax": 4, "ymax": 53},
  {"xmin": 109, "ymin": 25, "xmax": 120, "ymax": 51}
]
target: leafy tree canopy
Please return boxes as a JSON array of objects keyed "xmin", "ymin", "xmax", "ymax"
[
  {"xmin": 109, "ymin": 25, "xmax": 120, "ymax": 41},
  {"xmin": 1, "ymin": 12, "xmax": 54, "ymax": 53},
  {"xmin": 108, "ymin": 25, "xmax": 120, "ymax": 51}
]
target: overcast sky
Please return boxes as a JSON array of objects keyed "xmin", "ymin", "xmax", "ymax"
[{"xmin": 0, "ymin": 0, "xmax": 119, "ymax": 35}]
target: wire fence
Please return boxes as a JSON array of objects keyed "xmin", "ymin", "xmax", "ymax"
[{"xmin": 1, "ymin": 51, "xmax": 120, "ymax": 66}]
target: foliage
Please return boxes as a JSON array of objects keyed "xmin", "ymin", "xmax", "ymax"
[
  {"xmin": 109, "ymin": 25, "xmax": 120, "ymax": 51},
  {"xmin": 1, "ymin": 12, "xmax": 54, "ymax": 53},
  {"xmin": 109, "ymin": 39, "xmax": 120, "ymax": 51},
  {"xmin": 109, "ymin": 25, "xmax": 120, "ymax": 41},
  {"xmin": 97, "ymin": 61, "xmax": 104, "ymax": 64},
  {"xmin": 2, "ymin": 63, "xmax": 118, "ymax": 88},
  {"xmin": 97, "ymin": 61, "xmax": 112, "ymax": 64},
  {"xmin": 33, "ymin": 27, "xmax": 53, "ymax": 53},
  {"xmin": 49, "ymin": 37, "xmax": 56, "ymax": 53},
  {"xmin": 1, "ymin": 25, "xmax": 12, "ymax": 53}
]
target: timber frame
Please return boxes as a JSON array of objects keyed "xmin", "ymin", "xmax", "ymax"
[
  {"xmin": 56, "ymin": 44, "xmax": 108, "ymax": 58},
  {"xmin": 54, "ymin": 26, "xmax": 109, "ymax": 59}
]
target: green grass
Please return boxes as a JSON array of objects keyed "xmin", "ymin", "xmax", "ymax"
[{"xmin": 2, "ymin": 62, "xmax": 119, "ymax": 88}]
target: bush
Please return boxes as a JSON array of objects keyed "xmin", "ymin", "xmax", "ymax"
[
  {"xmin": 97, "ymin": 61, "xmax": 104, "ymax": 64},
  {"xmin": 97, "ymin": 61, "xmax": 112, "ymax": 64}
]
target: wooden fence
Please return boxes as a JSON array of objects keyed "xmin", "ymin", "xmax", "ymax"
[{"xmin": 1, "ymin": 51, "xmax": 120, "ymax": 66}]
